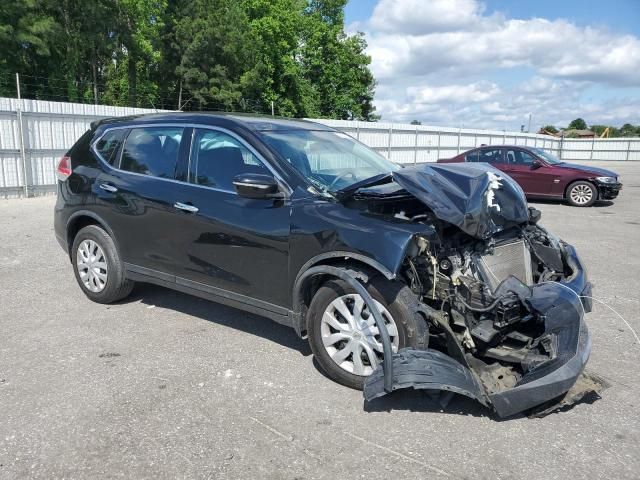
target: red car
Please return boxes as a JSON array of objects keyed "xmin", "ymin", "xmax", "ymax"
[{"xmin": 438, "ymin": 145, "xmax": 622, "ymax": 207}]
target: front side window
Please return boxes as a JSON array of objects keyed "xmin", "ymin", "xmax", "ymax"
[
  {"xmin": 259, "ymin": 130, "xmax": 400, "ymax": 192},
  {"xmin": 120, "ymin": 127, "xmax": 184, "ymax": 178},
  {"xmin": 505, "ymin": 149, "xmax": 535, "ymax": 165},
  {"xmin": 531, "ymin": 148, "xmax": 563, "ymax": 165},
  {"xmin": 95, "ymin": 129, "xmax": 126, "ymax": 165},
  {"xmin": 190, "ymin": 129, "xmax": 270, "ymax": 191}
]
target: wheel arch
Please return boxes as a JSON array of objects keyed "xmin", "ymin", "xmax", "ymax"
[
  {"xmin": 66, "ymin": 211, "xmax": 118, "ymax": 259},
  {"xmin": 290, "ymin": 252, "xmax": 397, "ymax": 337}
]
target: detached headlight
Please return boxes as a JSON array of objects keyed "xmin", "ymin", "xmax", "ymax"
[{"xmin": 595, "ymin": 176, "xmax": 617, "ymax": 184}]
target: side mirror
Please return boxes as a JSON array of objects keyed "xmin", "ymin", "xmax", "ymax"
[
  {"xmin": 233, "ymin": 173, "xmax": 283, "ymax": 199},
  {"xmin": 531, "ymin": 159, "xmax": 543, "ymax": 169}
]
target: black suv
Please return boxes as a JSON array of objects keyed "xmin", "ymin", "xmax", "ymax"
[{"xmin": 55, "ymin": 113, "xmax": 593, "ymax": 417}]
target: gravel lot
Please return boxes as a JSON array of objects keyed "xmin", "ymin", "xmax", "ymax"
[{"xmin": 1, "ymin": 161, "xmax": 639, "ymax": 479}]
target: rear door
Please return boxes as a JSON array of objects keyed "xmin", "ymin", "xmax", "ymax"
[
  {"xmin": 473, "ymin": 147, "xmax": 506, "ymax": 171},
  {"xmin": 93, "ymin": 125, "xmax": 191, "ymax": 275},
  {"xmin": 167, "ymin": 127, "xmax": 292, "ymax": 308}
]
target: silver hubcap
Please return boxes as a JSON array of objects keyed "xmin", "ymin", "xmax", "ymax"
[
  {"xmin": 570, "ymin": 184, "xmax": 593, "ymax": 205},
  {"xmin": 320, "ymin": 294, "xmax": 399, "ymax": 376},
  {"xmin": 76, "ymin": 240, "xmax": 108, "ymax": 292}
]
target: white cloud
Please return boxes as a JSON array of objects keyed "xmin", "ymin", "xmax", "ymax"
[
  {"xmin": 370, "ymin": 0, "xmax": 484, "ymax": 34},
  {"xmin": 408, "ymin": 82, "xmax": 500, "ymax": 104},
  {"xmin": 358, "ymin": 0, "xmax": 640, "ymax": 127}
]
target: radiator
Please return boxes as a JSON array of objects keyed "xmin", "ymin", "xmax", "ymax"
[{"xmin": 475, "ymin": 240, "xmax": 533, "ymax": 291}]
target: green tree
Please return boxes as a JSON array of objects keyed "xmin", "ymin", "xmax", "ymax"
[
  {"xmin": 619, "ymin": 123, "xmax": 639, "ymax": 137},
  {"xmin": 171, "ymin": 0, "xmax": 261, "ymax": 110},
  {"xmin": 243, "ymin": 0, "xmax": 311, "ymax": 116},
  {"xmin": 567, "ymin": 118, "xmax": 587, "ymax": 130},
  {"xmin": 541, "ymin": 125, "xmax": 558, "ymax": 134},
  {"xmin": 1, "ymin": 0, "xmax": 379, "ymax": 117},
  {"xmin": 300, "ymin": 0, "xmax": 378, "ymax": 120}
]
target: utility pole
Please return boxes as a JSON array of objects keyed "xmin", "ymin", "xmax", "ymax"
[
  {"xmin": 527, "ymin": 113, "xmax": 532, "ymax": 133},
  {"xmin": 178, "ymin": 79, "xmax": 183, "ymax": 111}
]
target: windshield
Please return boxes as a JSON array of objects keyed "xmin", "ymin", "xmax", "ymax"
[
  {"xmin": 531, "ymin": 148, "xmax": 563, "ymax": 165},
  {"xmin": 259, "ymin": 130, "xmax": 400, "ymax": 192}
]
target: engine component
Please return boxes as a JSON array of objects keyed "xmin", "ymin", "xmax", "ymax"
[
  {"xmin": 475, "ymin": 239, "xmax": 533, "ymax": 291},
  {"xmin": 494, "ymin": 296, "xmax": 523, "ymax": 328}
]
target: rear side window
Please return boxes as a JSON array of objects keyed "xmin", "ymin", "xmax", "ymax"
[
  {"xmin": 465, "ymin": 150, "xmax": 480, "ymax": 162},
  {"xmin": 120, "ymin": 127, "xmax": 184, "ymax": 178},
  {"xmin": 95, "ymin": 129, "xmax": 126, "ymax": 165},
  {"xmin": 478, "ymin": 148, "xmax": 504, "ymax": 164},
  {"xmin": 190, "ymin": 129, "xmax": 270, "ymax": 191}
]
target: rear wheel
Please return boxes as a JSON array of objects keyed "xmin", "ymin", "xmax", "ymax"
[
  {"xmin": 71, "ymin": 225, "xmax": 134, "ymax": 303},
  {"xmin": 307, "ymin": 276, "xmax": 428, "ymax": 390},
  {"xmin": 567, "ymin": 181, "xmax": 597, "ymax": 207}
]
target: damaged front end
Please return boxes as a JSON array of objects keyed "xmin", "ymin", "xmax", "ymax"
[{"xmin": 349, "ymin": 164, "xmax": 595, "ymax": 417}]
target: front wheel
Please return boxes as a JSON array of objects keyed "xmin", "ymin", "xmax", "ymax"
[
  {"xmin": 307, "ymin": 276, "xmax": 428, "ymax": 390},
  {"xmin": 567, "ymin": 181, "xmax": 597, "ymax": 207}
]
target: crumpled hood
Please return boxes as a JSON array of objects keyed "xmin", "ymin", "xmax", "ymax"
[
  {"xmin": 392, "ymin": 163, "xmax": 529, "ymax": 239},
  {"xmin": 554, "ymin": 162, "xmax": 618, "ymax": 178}
]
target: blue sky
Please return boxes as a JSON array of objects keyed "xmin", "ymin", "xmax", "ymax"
[
  {"xmin": 347, "ymin": 0, "xmax": 640, "ymax": 35},
  {"xmin": 344, "ymin": 0, "xmax": 640, "ymax": 129}
]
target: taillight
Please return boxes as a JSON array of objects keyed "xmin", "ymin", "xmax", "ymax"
[{"xmin": 56, "ymin": 156, "xmax": 72, "ymax": 181}]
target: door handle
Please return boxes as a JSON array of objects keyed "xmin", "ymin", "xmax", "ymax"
[
  {"xmin": 174, "ymin": 202, "xmax": 199, "ymax": 213},
  {"xmin": 99, "ymin": 183, "xmax": 118, "ymax": 193}
]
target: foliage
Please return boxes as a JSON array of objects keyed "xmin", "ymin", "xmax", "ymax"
[
  {"xmin": 567, "ymin": 118, "xmax": 588, "ymax": 130},
  {"xmin": 541, "ymin": 125, "xmax": 558, "ymax": 134},
  {"xmin": 0, "ymin": 0, "xmax": 378, "ymax": 119}
]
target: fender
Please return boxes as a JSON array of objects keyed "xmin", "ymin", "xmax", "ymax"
[
  {"xmin": 289, "ymin": 251, "xmax": 397, "ymax": 338},
  {"xmin": 292, "ymin": 250, "xmax": 396, "ymax": 313},
  {"xmin": 66, "ymin": 209, "xmax": 119, "ymax": 251}
]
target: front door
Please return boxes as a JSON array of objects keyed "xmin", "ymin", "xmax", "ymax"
[
  {"xmin": 168, "ymin": 127, "xmax": 292, "ymax": 308},
  {"xmin": 502, "ymin": 148, "xmax": 554, "ymax": 196}
]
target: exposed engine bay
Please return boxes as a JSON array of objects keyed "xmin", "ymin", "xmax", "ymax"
[{"xmin": 344, "ymin": 163, "xmax": 595, "ymax": 417}]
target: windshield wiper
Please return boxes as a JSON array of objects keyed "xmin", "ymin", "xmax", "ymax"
[{"xmin": 333, "ymin": 173, "xmax": 394, "ymax": 200}]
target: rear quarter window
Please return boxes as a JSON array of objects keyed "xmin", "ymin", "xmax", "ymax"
[{"xmin": 95, "ymin": 129, "xmax": 126, "ymax": 165}]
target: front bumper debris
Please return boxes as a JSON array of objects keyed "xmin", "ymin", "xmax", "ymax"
[
  {"xmin": 364, "ymin": 245, "xmax": 598, "ymax": 418},
  {"xmin": 595, "ymin": 182, "xmax": 622, "ymax": 200}
]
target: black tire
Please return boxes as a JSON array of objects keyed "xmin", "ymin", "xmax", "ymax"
[
  {"xmin": 71, "ymin": 225, "xmax": 134, "ymax": 303},
  {"xmin": 307, "ymin": 275, "xmax": 428, "ymax": 390},
  {"xmin": 566, "ymin": 180, "xmax": 597, "ymax": 207}
]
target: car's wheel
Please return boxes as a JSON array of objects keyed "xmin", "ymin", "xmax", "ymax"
[
  {"xmin": 71, "ymin": 225, "xmax": 134, "ymax": 303},
  {"xmin": 307, "ymin": 275, "xmax": 428, "ymax": 390},
  {"xmin": 567, "ymin": 181, "xmax": 597, "ymax": 207}
]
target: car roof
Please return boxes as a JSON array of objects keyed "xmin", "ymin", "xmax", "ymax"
[
  {"xmin": 477, "ymin": 145, "xmax": 539, "ymax": 149},
  {"xmin": 91, "ymin": 112, "xmax": 334, "ymax": 132}
]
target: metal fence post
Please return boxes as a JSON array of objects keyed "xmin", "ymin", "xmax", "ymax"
[
  {"xmin": 559, "ymin": 134, "xmax": 564, "ymax": 160},
  {"xmin": 457, "ymin": 128, "xmax": 462, "ymax": 154},
  {"xmin": 413, "ymin": 125, "xmax": 418, "ymax": 164},
  {"xmin": 16, "ymin": 107, "xmax": 29, "ymax": 197},
  {"xmin": 436, "ymin": 130, "xmax": 441, "ymax": 161},
  {"xmin": 589, "ymin": 136, "xmax": 595, "ymax": 161},
  {"xmin": 387, "ymin": 125, "xmax": 393, "ymax": 159},
  {"xmin": 626, "ymin": 139, "xmax": 631, "ymax": 161}
]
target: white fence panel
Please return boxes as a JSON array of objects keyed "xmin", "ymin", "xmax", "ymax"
[{"xmin": 0, "ymin": 97, "xmax": 638, "ymax": 198}]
